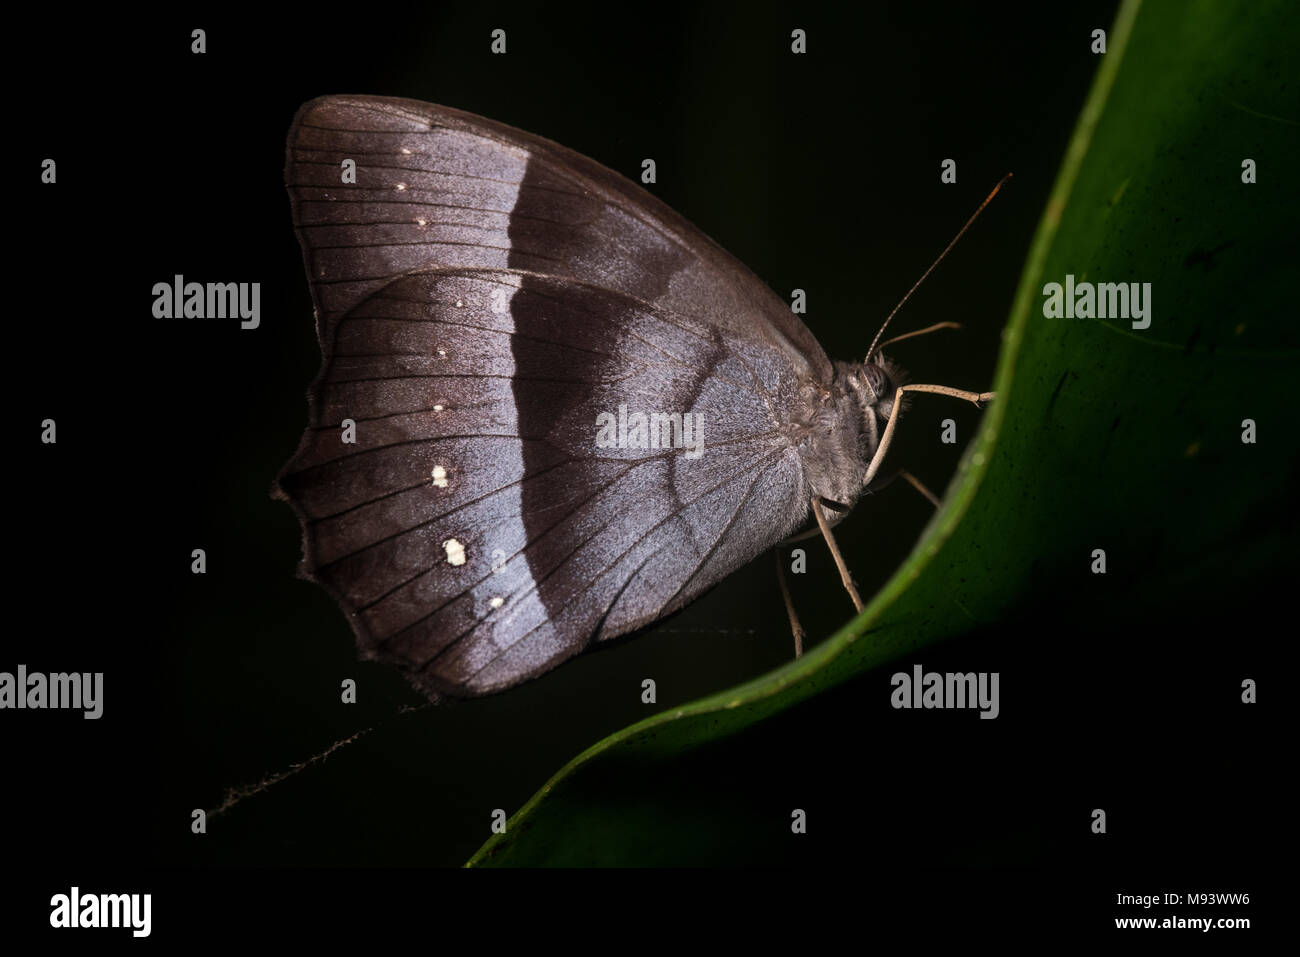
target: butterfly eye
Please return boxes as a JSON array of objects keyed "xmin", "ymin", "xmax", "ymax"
[{"xmin": 862, "ymin": 362, "xmax": 888, "ymax": 401}]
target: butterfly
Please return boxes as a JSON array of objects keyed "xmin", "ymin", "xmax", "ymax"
[{"xmin": 277, "ymin": 95, "xmax": 997, "ymax": 701}]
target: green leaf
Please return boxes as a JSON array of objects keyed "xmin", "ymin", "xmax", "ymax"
[{"xmin": 468, "ymin": 0, "xmax": 1296, "ymax": 866}]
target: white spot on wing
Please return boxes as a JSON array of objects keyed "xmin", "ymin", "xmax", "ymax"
[
  {"xmin": 443, "ymin": 538, "xmax": 466, "ymax": 566},
  {"xmin": 431, "ymin": 465, "xmax": 448, "ymax": 488},
  {"xmin": 489, "ymin": 597, "xmax": 504, "ymax": 609}
]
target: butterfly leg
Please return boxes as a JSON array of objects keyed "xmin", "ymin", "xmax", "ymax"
[
  {"xmin": 873, "ymin": 468, "xmax": 943, "ymax": 509},
  {"xmin": 774, "ymin": 550, "xmax": 806, "ymax": 657},
  {"xmin": 873, "ymin": 320, "xmax": 963, "ymax": 352},
  {"xmin": 898, "ymin": 469, "xmax": 942, "ymax": 509},
  {"xmin": 863, "ymin": 384, "xmax": 994, "ymax": 489},
  {"xmin": 812, "ymin": 496, "xmax": 864, "ymax": 613}
]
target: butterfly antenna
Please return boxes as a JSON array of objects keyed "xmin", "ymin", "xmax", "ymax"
[{"xmin": 865, "ymin": 173, "xmax": 1012, "ymax": 362}]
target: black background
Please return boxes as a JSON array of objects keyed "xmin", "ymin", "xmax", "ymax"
[{"xmin": 8, "ymin": 0, "xmax": 1279, "ymax": 937}]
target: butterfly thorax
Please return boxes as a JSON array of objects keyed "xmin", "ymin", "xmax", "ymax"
[{"xmin": 797, "ymin": 356, "xmax": 903, "ymax": 512}]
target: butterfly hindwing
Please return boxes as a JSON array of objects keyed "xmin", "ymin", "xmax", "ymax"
[{"xmin": 280, "ymin": 96, "xmax": 829, "ymax": 697}]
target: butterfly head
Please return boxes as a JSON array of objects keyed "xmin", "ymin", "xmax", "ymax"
[
  {"xmin": 852, "ymin": 348, "xmax": 904, "ymax": 475},
  {"xmin": 859, "ymin": 352, "xmax": 902, "ymax": 415},
  {"xmin": 805, "ymin": 354, "xmax": 906, "ymax": 512},
  {"xmin": 848, "ymin": 352, "xmax": 905, "ymax": 477}
]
